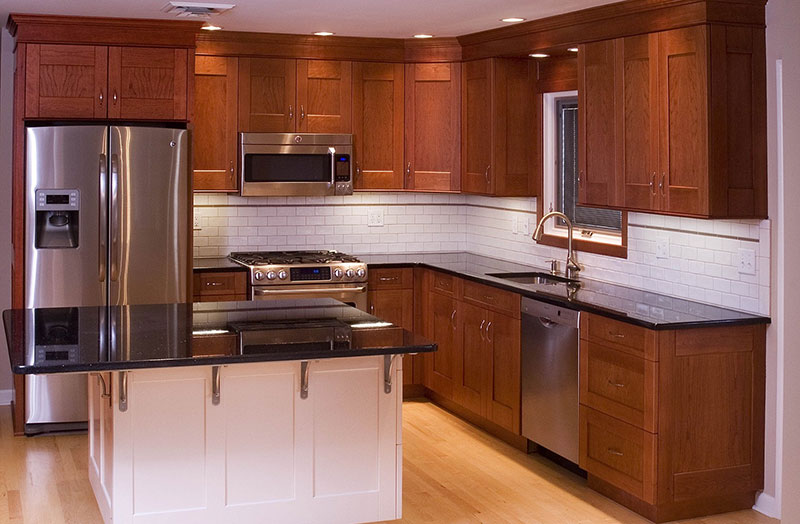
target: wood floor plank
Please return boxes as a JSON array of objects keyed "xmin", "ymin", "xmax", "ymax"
[{"xmin": 0, "ymin": 403, "xmax": 778, "ymax": 524}]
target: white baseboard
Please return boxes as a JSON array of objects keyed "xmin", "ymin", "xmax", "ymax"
[
  {"xmin": 0, "ymin": 389, "xmax": 12, "ymax": 406},
  {"xmin": 754, "ymin": 492, "xmax": 781, "ymax": 519}
]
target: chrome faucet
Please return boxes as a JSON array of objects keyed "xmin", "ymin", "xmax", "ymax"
[{"xmin": 532, "ymin": 211, "xmax": 581, "ymax": 280}]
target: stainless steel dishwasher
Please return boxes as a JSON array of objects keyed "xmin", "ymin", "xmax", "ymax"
[{"xmin": 521, "ymin": 297, "xmax": 580, "ymax": 463}]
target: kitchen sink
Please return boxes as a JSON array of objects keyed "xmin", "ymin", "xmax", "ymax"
[{"xmin": 487, "ymin": 272, "xmax": 579, "ymax": 286}]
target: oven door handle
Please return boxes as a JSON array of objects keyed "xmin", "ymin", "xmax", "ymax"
[{"xmin": 252, "ymin": 286, "xmax": 367, "ymax": 297}]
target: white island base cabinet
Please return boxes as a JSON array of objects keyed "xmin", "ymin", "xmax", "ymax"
[{"xmin": 88, "ymin": 355, "xmax": 403, "ymax": 524}]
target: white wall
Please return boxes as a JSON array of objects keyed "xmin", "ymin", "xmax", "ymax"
[
  {"xmin": 763, "ymin": 0, "xmax": 800, "ymax": 520},
  {"xmin": 0, "ymin": 19, "xmax": 15, "ymax": 397},
  {"xmin": 196, "ymin": 194, "xmax": 770, "ymax": 315}
]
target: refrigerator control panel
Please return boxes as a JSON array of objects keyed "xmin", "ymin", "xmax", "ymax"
[{"xmin": 35, "ymin": 189, "xmax": 80, "ymax": 211}]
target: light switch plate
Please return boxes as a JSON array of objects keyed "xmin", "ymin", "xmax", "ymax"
[
  {"xmin": 511, "ymin": 216, "xmax": 519, "ymax": 234},
  {"xmin": 520, "ymin": 215, "xmax": 530, "ymax": 236},
  {"xmin": 367, "ymin": 208, "xmax": 384, "ymax": 227},
  {"xmin": 737, "ymin": 248, "xmax": 756, "ymax": 274},
  {"xmin": 656, "ymin": 238, "xmax": 669, "ymax": 259},
  {"xmin": 193, "ymin": 214, "xmax": 201, "ymax": 229}
]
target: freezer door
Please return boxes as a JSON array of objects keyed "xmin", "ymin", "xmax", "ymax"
[
  {"xmin": 25, "ymin": 125, "xmax": 109, "ymax": 309},
  {"xmin": 109, "ymin": 126, "xmax": 189, "ymax": 306}
]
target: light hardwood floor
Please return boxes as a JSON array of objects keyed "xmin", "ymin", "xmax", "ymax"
[{"xmin": 0, "ymin": 401, "xmax": 779, "ymax": 524}]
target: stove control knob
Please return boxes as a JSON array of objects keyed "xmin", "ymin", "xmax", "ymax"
[
  {"xmin": 333, "ymin": 268, "xmax": 343, "ymax": 279},
  {"xmin": 266, "ymin": 271, "xmax": 277, "ymax": 280},
  {"xmin": 277, "ymin": 270, "xmax": 288, "ymax": 280},
  {"xmin": 254, "ymin": 270, "xmax": 265, "ymax": 281},
  {"xmin": 356, "ymin": 268, "xmax": 366, "ymax": 278},
  {"xmin": 345, "ymin": 269, "xmax": 355, "ymax": 279}
]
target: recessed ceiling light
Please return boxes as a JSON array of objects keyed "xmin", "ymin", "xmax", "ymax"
[
  {"xmin": 568, "ymin": 47, "xmax": 579, "ymax": 52},
  {"xmin": 529, "ymin": 53, "xmax": 550, "ymax": 58},
  {"xmin": 501, "ymin": 17, "xmax": 526, "ymax": 22},
  {"xmin": 201, "ymin": 22, "xmax": 222, "ymax": 30},
  {"xmin": 314, "ymin": 31, "xmax": 334, "ymax": 36},
  {"xmin": 413, "ymin": 34, "xmax": 434, "ymax": 39}
]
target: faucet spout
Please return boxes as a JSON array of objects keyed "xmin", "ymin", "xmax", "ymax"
[{"xmin": 531, "ymin": 211, "xmax": 581, "ymax": 279}]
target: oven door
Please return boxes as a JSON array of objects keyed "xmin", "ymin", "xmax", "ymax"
[
  {"xmin": 251, "ymin": 284, "xmax": 368, "ymax": 311},
  {"xmin": 240, "ymin": 143, "xmax": 352, "ymax": 197}
]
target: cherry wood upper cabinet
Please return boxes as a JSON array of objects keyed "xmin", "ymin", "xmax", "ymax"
[
  {"xmin": 297, "ymin": 59, "xmax": 352, "ymax": 133},
  {"xmin": 617, "ymin": 34, "xmax": 659, "ymax": 211},
  {"xmin": 25, "ymin": 44, "xmax": 108, "ymax": 119},
  {"xmin": 582, "ymin": 24, "xmax": 766, "ymax": 218},
  {"xmin": 462, "ymin": 58, "xmax": 536, "ymax": 196},
  {"xmin": 657, "ymin": 26, "xmax": 708, "ymax": 216},
  {"xmin": 352, "ymin": 62, "xmax": 405, "ymax": 190},
  {"xmin": 578, "ymin": 40, "xmax": 618, "ymax": 207},
  {"xmin": 107, "ymin": 47, "xmax": 188, "ymax": 121},
  {"xmin": 238, "ymin": 58, "xmax": 296, "ymax": 132},
  {"xmin": 405, "ymin": 62, "xmax": 461, "ymax": 192},
  {"xmin": 193, "ymin": 56, "xmax": 238, "ymax": 192}
]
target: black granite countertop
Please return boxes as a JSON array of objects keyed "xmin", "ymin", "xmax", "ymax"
[
  {"xmin": 193, "ymin": 257, "xmax": 247, "ymax": 272},
  {"xmin": 3, "ymin": 298, "xmax": 436, "ymax": 375},
  {"xmin": 359, "ymin": 252, "xmax": 771, "ymax": 330}
]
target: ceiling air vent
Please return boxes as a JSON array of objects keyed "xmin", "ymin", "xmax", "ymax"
[{"xmin": 162, "ymin": 2, "xmax": 235, "ymax": 18}]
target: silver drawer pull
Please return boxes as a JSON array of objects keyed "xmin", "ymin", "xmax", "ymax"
[
  {"xmin": 483, "ymin": 295, "xmax": 495, "ymax": 301},
  {"xmin": 206, "ymin": 281, "xmax": 224, "ymax": 287},
  {"xmin": 608, "ymin": 380, "xmax": 625, "ymax": 388},
  {"xmin": 379, "ymin": 276, "xmax": 399, "ymax": 282},
  {"xmin": 609, "ymin": 331, "xmax": 625, "ymax": 338},
  {"xmin": 607, "ymin": 448, "xmax": 624, "ymax": 457}
]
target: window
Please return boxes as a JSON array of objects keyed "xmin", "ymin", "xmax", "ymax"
[{"xmin": 540, "ymin": 91, "xmax": 626, "ymax": 256}]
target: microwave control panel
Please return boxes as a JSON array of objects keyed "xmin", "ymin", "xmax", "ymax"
[{"xmin": 334, "ymin": 154, "xmax": 352, "ymax": 195}]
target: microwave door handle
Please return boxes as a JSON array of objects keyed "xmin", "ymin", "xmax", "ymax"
[{"xmin": 329, "ymin": 148, "xmax": 336, "ymax": 187}]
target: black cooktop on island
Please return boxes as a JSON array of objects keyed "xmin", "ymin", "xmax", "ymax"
[{"xmin": 3, "ymin": 298, "xmax": 436, "ymax": 375}]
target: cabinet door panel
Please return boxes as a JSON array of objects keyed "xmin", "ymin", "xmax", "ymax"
[
  {"xmin": 353, "ymin": 62, "xmax": 405, "ymax": 190},
  {"xmin": 618, "ymin": 35, "xmax": 659, "ymax": 211},
  {"xmin": 658, "ymin": 26, "xmax": 709, "ymax": 215},
  {"xmin": 461, "ymin": 59, "xmax": 493, "ymax": 195},
  {"xmin": 239, "ymin": 58, "xmax": 296, "ymax": 132},
  {"xmin": 405, "ymin": 63, "xmax": 461, "ymax": 191},
  {"xmin": 368, "ymin": 288, "xmax": 414, "ymax": 385},
  {"xmin": 297, "ymin": 60, "xmax": 352, "ymax": 133},
  {"xmin": 108, "ymin": 47, "xmax": 188, "ymax": 120},
  {"xmin": 193, "ymin": 56, "xmax": 238, "ymax": 192},
  {"xmin": 424, "ymin": 292, "xmax": 458, "ymax": 398},
  {"xmin": 578, "ymin": 40, "xmax": 617, "ymax": 207},
  {"xmin": 486, "ymin": 312, "xmax": 521, "ymax": 434},
  {"xmin": 25, "ymin": 44, "xmax": 107, "ymax": 119},
  {"xmin": 455, "ymin": 302, "xmax": 486, "ymax": 416}
]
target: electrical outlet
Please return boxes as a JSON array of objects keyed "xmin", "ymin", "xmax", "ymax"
[
  {"xmin": 367, "ymin": 208, "xmax": 384, "ymax": 227},
  {"xmin": 656, "ymin": 238, "xmax": 669, "ymax": 259},
  {"xmin": 511, "ymin": 216, "xmax": 519, "ymax": 234},
  {"xmin": 737, "ymin": 248, "xmax": 756, "ymax": 275},
  {"xmin": 193, "ymin": 214, "xmax": 201, "ymax": 229},
  {"xmin": 519, "ymin": 215, "xmax": 530, "ymax": 236}
]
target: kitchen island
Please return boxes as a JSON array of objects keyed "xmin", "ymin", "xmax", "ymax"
[{"xmin": 3, "ymin": 299, "xmax": 436, "ymax": 524}]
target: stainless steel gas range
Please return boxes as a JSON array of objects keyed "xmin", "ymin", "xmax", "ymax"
[{"xmin": 228, "ymin": 250, "xmax": 368, "ymax": 311}]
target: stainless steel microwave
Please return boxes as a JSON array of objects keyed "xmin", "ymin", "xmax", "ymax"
[{"xmin": 239, "ymin": 133, "xmax": 353, "ymax": 197}]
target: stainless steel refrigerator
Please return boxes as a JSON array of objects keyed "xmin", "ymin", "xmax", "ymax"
[{"xmin": 24, "ymin": 124, "xmax": 189, "ymax": 434}]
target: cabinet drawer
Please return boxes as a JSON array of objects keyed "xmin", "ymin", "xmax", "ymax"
[
  {"xmin": 193, "ymin": 271, "xmax": 247, "ymax": 297},
  {"xmin": 581, "ymin": 342, "xmax": 658, "ymax": 432},
  {"xmin": 581, "ymin": 313, "xmax": 657, "ymax": 360},
  {"xmin": 580, "ymin": 406, "xmax": 657, "ymax": 504},
  {"xmin": 462, "ymin": 280, "xmax": 519, "ymax": 318},
  {"xmin": 368, "ymin": 267, "xmax": 413, "ymax": 290},
  {"xmin": 431, "ymin": 271, "xmax": 459, "ymax": 297}
]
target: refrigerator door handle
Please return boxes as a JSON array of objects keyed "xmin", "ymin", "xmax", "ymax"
[
  {"xmin": 110, "ymin": 153, "xmax": 120, "ymax": 282},
  {"xmin": 99, "ymin": 154, "xmax": 107, "ymax": 282}
]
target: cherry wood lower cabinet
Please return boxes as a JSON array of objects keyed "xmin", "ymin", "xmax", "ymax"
[
  {"xmin": 579, "ymin": 313, "xmax": 766, "ymax": 522},
  {"xmin": 192, "ymin": 270, "xmax": 248, "ymax": 302},
  {"xmin": 421, "ymin": 270, "xmax": 521, "ymax": 436},
  {"xmin": 367, "ymin": 267, "xmax": 420, "ymax": 393}
]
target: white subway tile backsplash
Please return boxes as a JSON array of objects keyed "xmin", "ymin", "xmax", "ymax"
[{"xmin": 193, "ymin": 192, "xmax": 770, "ymax": 315}]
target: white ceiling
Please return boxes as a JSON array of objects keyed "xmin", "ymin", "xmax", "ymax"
[{"xmin": 1, "ymin": 0, "xmax": 619, "ymax": 38}]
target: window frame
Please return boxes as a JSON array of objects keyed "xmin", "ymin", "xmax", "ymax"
[{"xmin": 536, "ymin": 88, "xmax": 628, "ymax": 259}]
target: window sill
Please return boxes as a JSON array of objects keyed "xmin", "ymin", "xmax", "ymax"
[{"xmin": 537, "ymin": 232, "xmax": 627, "ymax": 258}]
